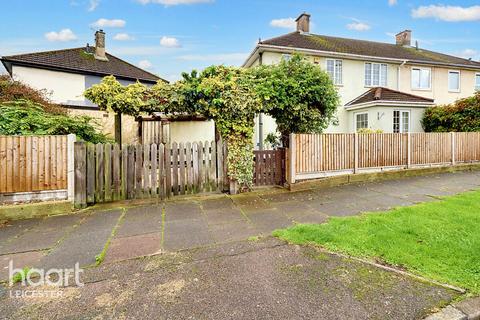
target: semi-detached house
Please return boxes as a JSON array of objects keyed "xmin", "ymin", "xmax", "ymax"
[{"xmin": 244, "ymin": 13, "xmax": 480, "ymax": 149}]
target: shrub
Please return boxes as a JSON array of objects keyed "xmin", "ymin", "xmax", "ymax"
[
  {"xmin": 422, "ymin": 92, "xmax": 480, "ymax": 132},
  {"xmin": 0, "ymin": 75, "xmax": 66, "ymax": 114},
  {"xmin": 0, "ymin": 100, "xmax": 111, "ymax": 143},
  {"xmin": 357, "ymin": 128, "xmax": 384, "ymax": 134}
]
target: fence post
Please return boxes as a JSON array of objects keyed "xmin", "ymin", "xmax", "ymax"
[
  {"xmin": 289, "ymin": 133, "xmax": 296, "ymax": 184},
  {"xmin": 451, "ymin": 132, "xmax": 456, "ymax": 165},
  {"xmin": 354, "ymin": 133, "xmax": 359, "ymax": 174},
  {"xmin": 407, "ymin": 132, "xmax": 411, "ymax": 169},
  {"xmin": 67, "ymin": 134, "xmax": 76, "ymax": 202},
  {"xmin": 73, "ymin": 141, "xmax": 87, "ymax": 208}
]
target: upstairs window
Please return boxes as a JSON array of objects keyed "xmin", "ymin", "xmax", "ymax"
[
  {"xmin": 365, "ymin": 63, "xmax": 387, "ymax": 87},
  {"xmin": 475, "ymin": 73, "xmax": 480, "ymax": 91},
  {"xmin": 411, "ymin": 67, "xmax": 431, "ymax": 90},
  {"xmin": 448, "ymin": 70, "xmax": 460, "ymax": 92},
  {"xmin": 326, "ymin": 59, "xmax": 343, "ymax": 85}
]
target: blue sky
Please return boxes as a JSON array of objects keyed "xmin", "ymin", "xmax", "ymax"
[{"xmin": 1, "ymin": 0, "xmax": 479, "ymax": 81}]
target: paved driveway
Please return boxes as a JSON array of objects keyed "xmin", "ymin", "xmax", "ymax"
[{"xmin": 1, "ymin": 170, "xmax": 479, "ymax": 319}]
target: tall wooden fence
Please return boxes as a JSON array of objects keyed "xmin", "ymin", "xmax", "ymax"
[
  {"xmin": 74, "ymin": 140, "xmax": 227, "ymax": 208},
  {"xmin": 289, "ymin": 132, "xmax": 480, "ymax": 182},
  {"xmin": 0, "ymin": 135, "xmax": 69, "ymax": 194}
]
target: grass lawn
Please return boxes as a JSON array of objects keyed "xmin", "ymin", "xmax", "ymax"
[{"xmin": 273, "ymin": 190, "xmax": 480, "ymax": 295}]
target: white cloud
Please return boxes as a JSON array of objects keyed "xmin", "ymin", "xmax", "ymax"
[
  {"xmin": 138, "ymin": 60, "xmax": 153, "ymax": 70},
  {"xmin": 137, "ymin": 0, "xmax": 213, "ymax": 6},
  {"xmin": 454, "ymin": 49, "xmax": 479, "ymax": 60},
  {"xmin": 388, "ymin": 0, "xmax": 397, "ymax": 6},
  {"xmin": 91, "ymin": 18, "xmax": 126, "ymax": 28},
  {"xmin": 160, "ymin": 36, "xmax": 181, "ymax": 48},
  {"xmin": 270, "ymin": 18, "xmax": 296, "ymax": 30},
  {"xmin": 346, "ymin": 21, "xmax": 371, "ymax": 31},
  {"xmin": 44, "ymin": 29, "xmax": 78, "ymax": 42},
  {"xmin": 88, "ymin": 0, "xmax": 99, "ymax": 11},
  {"xmin": 177, "ymin": 53, "xmax": 248, "ymax": 65},
  {"xmin": 113, "ymin": 33, "xmax": 134, "ymax": 41},
  {"xmin": 412, "ymin": 5, "xmax": 480, "ymax": 22}
]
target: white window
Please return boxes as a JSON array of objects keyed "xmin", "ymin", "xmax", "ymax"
[
  {"xmin": 475, "ymin": 73, "xmax": 480, "ymax": 91},
  {"xmin": 282, "ymin": 54, "xmax": 292, "ymax": 61},
  {"xmin": 365, "ymin": 62, "xmax": 388, "ymax": 87},
  {"xmin": 326, "ymin": 59, "xmax": 343, "ymax": 85},
  {"xmin": 448, "ymin": 70, "xmax": 460, "ymax": 92},
  {"xmin": 393, "ymin": 110, "xmax": 410, "ymax": 133},
  {"xmin": 355, "ymin": 113, "xmax": 369, "ymax": 131},
  {"xmin": 411, "ymin": 67, "xmax": 431, "ymax": 90}
]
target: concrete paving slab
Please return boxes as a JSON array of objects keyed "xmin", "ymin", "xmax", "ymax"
[
  {"xmin": 203, "ymin": 208, "xmax": 246, "ymax": 225},
  {"xmin": 116, "ymin": 206, "xmax": 163, "ymax": 238},
  {"xmin": 231, "ymin": 194, "xmax": 273, "ymax": 212},
  {"xmin": 209, "ymin": 220, "xmax": 259, "ymax": 243},
  {"xmin": 0, "ymin": 251, "xmax": 45, "ymax": 281},
  {"xmin": 424, "ymin": 306, "xmax": 467, "ymax": 320},
  {"xmin": 0, "ymin": 218, "xmax": 42, "ymax": 246},
  {"xmin": 0, "ymin": 214, "xmax": 83, "ymax": 255},
  {"xmin": 455, "ymin": 296, "xmax": 480, "ymax": 320},
  {"xmin": 199, "ymin": 197, "xmax": 235, "ymax": 211},
  {"xmin": 164, "ymin": 201, "xmax": 202, "ymax": 222},
  {"xmin": 163, "ymin": 218, "xmax": 214, "ymax": 251},
  {"xmin": 290, "ymin": 212, "xmax": 329, "ymax": 224},
  {"xmin": 245, "ymin": 209, "xmax": 294, "ymax": 234},
  {"xmin": 39, "ymin": 210, "xmax": 123, "ymax": 269},
  {"xmin": 104, "ymin": 232, "xmax": 161, "ymax": 263}
]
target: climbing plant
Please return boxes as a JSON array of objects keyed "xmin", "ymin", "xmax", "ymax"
[
  {"xmin": 253, "ymin": 54, "xmax": 340, "ymax": 146},
  {"xmin": 84, "ymin": 75, "xmax": 148, "ymax": 144},
  {"xmin": 148, "ymin": 66, "xmax": 261, "ymax": 192}
]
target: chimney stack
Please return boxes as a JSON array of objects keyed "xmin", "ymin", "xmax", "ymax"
[
  {"xmin": 395, "ymin": 30, "xmax": 412, "ymax": 47},
  {"xmin": 296, "ymin": 13, "xmax": 311, "ymax": 33},
  {"xmin": 94, "ymin": 30, "xmax": 108, "ymax": 61}
]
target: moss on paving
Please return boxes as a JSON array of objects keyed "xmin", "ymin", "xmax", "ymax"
[
  {"xmin": 95, "ymin": 208, "xmax": 126, "ymax": 266},
  {"xmin": 274, "ymin": 190, "xmax": 480, "ymax": 295}
]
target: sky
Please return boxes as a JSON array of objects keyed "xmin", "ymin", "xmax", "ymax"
[{"xmin": 1, "ymin": 0, "xmax": 479, "ymax": 82}]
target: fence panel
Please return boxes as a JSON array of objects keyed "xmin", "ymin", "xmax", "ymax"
[
  {"xmin": 290, "ymin": 132, "xmax": 480, "ymax": 183},
  {"xmin": 74, "ymin": 140, "xmax": 226, "ymax": 207},
  {"xmin": 0, "ymin": 135, "xmax": 68, "ymax": 193}
]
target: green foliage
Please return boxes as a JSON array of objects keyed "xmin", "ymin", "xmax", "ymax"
[
  {"xmin": 0, "ymin": 75, "xmax": 65, "ymax": 114},
  {"xmin": 357, "ymin": 128, "xmax": 384, "ymax": 134},
  {"xmin": 264, "ymin": 132, "xmax": 281, "ymax": 149},
  {"xmin": 422, "ymin": 92, "xmax": 480, "ymax": 132},
  {"xmin": 147, "ymin": 66, "xmax": 261, "ymax": 190},
  {"xmin": 253, "ymin": 54, "xmax": 340, "ymax": 143},
  {"xmin": 0, "ymin": 100, "xmax": 110, "ymax": 143},
  {"xmin": 84, "ymin": 75, "xmax": 148, "ymax": 116},
  {"xmin": 10, "ymin": 267, "xmax": 32, "ymax": 284},
  {"xmin": 274, "ymin": 189, "xmax": 480, "ymax": 294}
]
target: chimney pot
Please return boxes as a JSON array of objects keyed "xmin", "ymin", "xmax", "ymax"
[
  {"xmin": 296, "ymin": 12, "xmax": 311, "ymax": 33},
  {"xmin": 94, "ymin": 30, "xmax": 108, "ymax": 61},
  {"xmin": 395, "ymin": 30, "xmax": 412, "ymax": 46}
]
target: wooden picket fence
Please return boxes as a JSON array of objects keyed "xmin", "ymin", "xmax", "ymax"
[
  {"xmin": 74, "ymin": 140, "xmax": 227, "ymax": 207},
  {"xmin": 289, "ymin": 132, "xmax": 480, "ymax": 182},
  {"xmin": 0, "ymin": 135, "xmax": 68, "ymax": 194}
]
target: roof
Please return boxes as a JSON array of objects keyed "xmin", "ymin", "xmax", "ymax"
[
  {"xmin": 1, "ymin": 47, "xmax": 163, "ymax": 83},
  {"xmin": 252, "ymin": 32, "xmax": 480, "ymax": 69},
  {"xmin": 346, "ymin": 87, "xmax": 435, "ymax": 106}
]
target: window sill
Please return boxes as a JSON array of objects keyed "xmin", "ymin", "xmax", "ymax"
[
  {"xmin": 411, "ymin": 87, "xmax": 432, "ymax": 92},
  {"xmin": 448, "ymin": 90, "xmax": 460, "ymax": 93}
]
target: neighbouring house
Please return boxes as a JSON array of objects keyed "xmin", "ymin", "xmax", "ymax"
[
  {"xmin": 0, "ymin": 30, "xmax": 215, "ymax": 144},
  {"xmin": 244, "ymin": 13, "xmax": 480, "ymax": 148}
]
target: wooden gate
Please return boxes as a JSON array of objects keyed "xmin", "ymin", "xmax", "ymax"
[
  {"xmin": 253, "ymin": 149, "xmax": 286, "ymax": 186},
  {"xmin": 74, "ymin": 140, "xmax": 227, "ymax": 208}
]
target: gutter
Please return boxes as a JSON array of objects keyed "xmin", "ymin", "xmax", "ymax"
[{"xmin": 244, "ymin": 44, "xmax": 480, "ymax": 70}]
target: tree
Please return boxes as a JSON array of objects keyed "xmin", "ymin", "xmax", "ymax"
[
  {"xmin": 422, "ymin": 92, "xmax": 480, "ymax": 132},
  {"xmin": 253, "ymin": 54, "xmax": 340, "ymax": 146},
  {"xmin": 147, "ymin": 66, "xmax": 262, "ymax": 192},
  {"xmin": 84, "ymin": 75, "xmax": 148, "ymax": 144}
]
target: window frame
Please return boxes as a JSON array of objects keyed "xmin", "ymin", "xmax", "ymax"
[
  {"xmin": 364, "ymin": 62, "xmax": 388, "ymax": 87},
  {"xmin": 475, "ymin": 73, "xmax": 480, "ymax": 91},
  {"xmin": 393, "ymin": 110, "xmax": 411, "ymax": 133},
  {"xmin": 354, "ymin": 112, "xmax": 369, "ymax": 131},
  {"xmin": 411, "ymin": 67, "xmax": 432, "ymax": 91},
  {"xmin": 325, "ymin": 58, "xmax": 343, "ymax": 86},
  {"xmin": 448, "ymin": 70, "xmax": 461, "ymax": 93}
]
